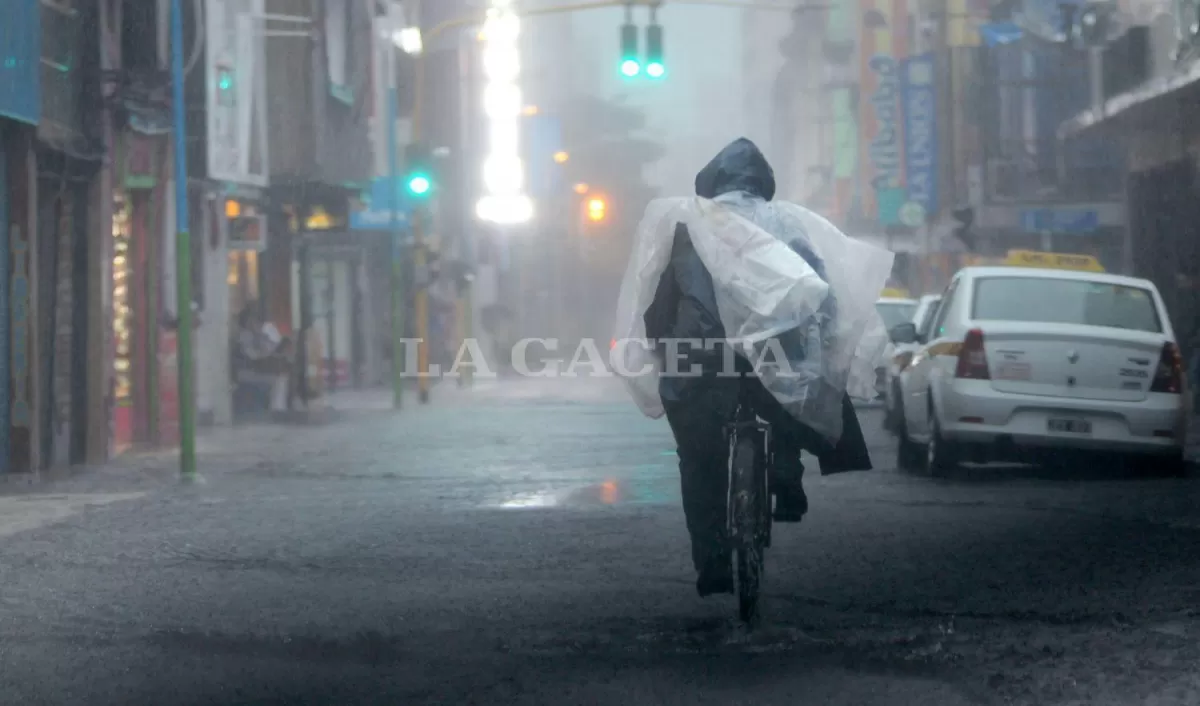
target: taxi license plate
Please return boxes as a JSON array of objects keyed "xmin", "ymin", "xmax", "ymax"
[{"xmin": 1048, "ymin": 418, "xmax": 1092, "ymax": 434}]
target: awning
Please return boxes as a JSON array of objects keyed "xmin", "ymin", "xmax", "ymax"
[{"xmin": 1059, "ymin": 58, "xmax": 1200, "ymax": 140}]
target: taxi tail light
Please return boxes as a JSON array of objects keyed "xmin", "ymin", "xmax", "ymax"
[
  {"xmin": 1150, "ymin": 342, "xmax": 1183, "ymax": 394},
  {"xmin": 955, "ymin": 329, "xmax": 990, "ymax": 380}
]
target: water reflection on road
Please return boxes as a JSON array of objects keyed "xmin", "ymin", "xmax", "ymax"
[{"xmin": 493, "ymin": 462, "xmax": 678, "ymax": 509}]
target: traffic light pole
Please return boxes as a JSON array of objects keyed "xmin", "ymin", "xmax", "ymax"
[
  {"xmin": 387, "ymin": 48, "xmax": 405, "ymax": 409},
  {"xmin": 170, "ymin": 0, "xmax": 196, "ymax": 479}
]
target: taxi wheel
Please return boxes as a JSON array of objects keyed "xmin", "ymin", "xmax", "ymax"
[
  {"xmin": 926, "ymin": 408, "xmax": 959, "ymax": 477},
  {"xmin": 896, "ymin": 418, "xmax": 923, "ymax": 471}
]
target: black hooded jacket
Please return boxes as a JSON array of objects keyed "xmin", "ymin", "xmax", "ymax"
[
  {"xmin": 643, "ymin": 138, "xmax": 826, "ymax": 393},
  {"xmin": 642, "ymin": 138, "xmax": 871, "ymax": 473}
]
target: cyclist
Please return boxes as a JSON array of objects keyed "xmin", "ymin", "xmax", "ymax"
[{"xmin": 641, "ymin": 138, "xmax": 873, "ymax": 597}]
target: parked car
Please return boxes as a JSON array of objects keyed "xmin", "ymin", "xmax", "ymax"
[
  {"xmin": 892, "ymin": 265, "xmax": 1188, "ymax": 476},
  {"xmin": 882, "ymin": 294, "xmax": 941, "ymax": 432},
  {"xmin": 873, "ymin": 296, "xmax": 919, "ymax": 399}
]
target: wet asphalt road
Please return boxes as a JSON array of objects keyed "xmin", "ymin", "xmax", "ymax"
[{"xmin": 3, "ymin": 378, "xmax": 1200, "ymax": 705}]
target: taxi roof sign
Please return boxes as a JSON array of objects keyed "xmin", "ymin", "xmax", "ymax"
[
  {"xmin": 1001, "ymin": 250, "xmax": 1105, "ymax": 273},
  {"xmin": 880, "ymin": 287, "xmax": 911, "ymax": 299}
]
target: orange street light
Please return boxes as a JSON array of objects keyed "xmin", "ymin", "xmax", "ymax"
[
  {"xmin": 573, "ymin": 182, "xmax": 589, "ymax": 194},
  {"xmin": 586, "ymin": 196, "xmax": 607, "ymax": 223}
]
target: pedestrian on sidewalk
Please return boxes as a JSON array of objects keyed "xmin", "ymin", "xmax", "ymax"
[{"xmin": 232, "ymin": 304, "xmax": 291, "ymax": 420}]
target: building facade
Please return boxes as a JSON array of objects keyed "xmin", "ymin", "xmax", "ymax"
[{"xmin": 1059, "ymin": 0, "xmax": 1200, "ymax": 351}]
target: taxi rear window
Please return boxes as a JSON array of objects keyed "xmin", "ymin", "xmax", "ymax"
[
  {"xmin": 971, "ymin": 277, "xmax": 1162, "ymax": 333},
  {"xmin": 876, "ymin": 302, "xmax": 917, "ymax": 330}
]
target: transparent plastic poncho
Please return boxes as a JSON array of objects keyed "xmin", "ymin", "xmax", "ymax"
[{"xmin": 611, "ymin": 192, "xmax": 894, "ymax": 444}]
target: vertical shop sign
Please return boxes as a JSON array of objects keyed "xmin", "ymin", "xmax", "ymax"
[
  {"xmin": 859, "ymin": 0, "xmax": 909, "ymax": 226},
  {"xmin": 900, "ymin": 53, "xmax": 938, "ymax": 226},
  {"xmin": 826, "ymin": 0, "xmax": 859, "ymax": 226}
]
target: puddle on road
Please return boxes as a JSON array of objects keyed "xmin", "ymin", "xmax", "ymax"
[{"xmin": 489, "ymin": 476, "xmax": 676, "ymax": 509}]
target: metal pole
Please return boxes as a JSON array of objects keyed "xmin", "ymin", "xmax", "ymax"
[
  {"xmin": 1088, "ymin": 47, "xmax": 1105, "ymax": 119},
  {"xmin": 457, "ymin": 29, "xmax": 474, "ymax": 388},
  {"xmin": 413, "ymin": 39, "xmax": 430, "ymax": 405},
  {"xmin": 170, "ymin": 0, "xmax": 195, "ymax": 477},
  {"xmin": 387, "ymin": 53, "xmax": 405, "ymax": 408}
]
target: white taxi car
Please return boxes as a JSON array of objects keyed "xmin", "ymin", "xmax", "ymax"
[
  {"xmin": 892, "ymin": 265, "xmax": 1189, "ymax": 475},
  {"xmin": 882, "ymin": 294, "xmax": 942, "ymax": 432},
  {"xmin": 873, "ymin": 295, "xmax": 918, "ymax": 399}
]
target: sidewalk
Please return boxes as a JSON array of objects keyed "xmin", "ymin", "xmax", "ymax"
[{"xmin": 0, "ymin": 380, "xmax": 495, "ymax": 492}]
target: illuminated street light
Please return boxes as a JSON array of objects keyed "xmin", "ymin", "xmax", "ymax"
[
  {"xmin": 476, "ymin": 0, "xmax": 531, "ymax": 225},
  {"xmin": 574, "ymin": 183, "xmax": 589, "ymax": 194},
  {"xmin": 393, "ymin": 26, "xmax": 423, "ymax": 55},
  {"xmin": 484, "ymin": 83, "xmax": 521, "ymax": 118},
  {"xmin": 553, "ymin": 151, "xmax": 569, "ymax": 164},
  {"xmin": 587, "ymin": 197, "xmax": 608, "ymax": 223},
  {"xmin": 483, "ymin": 154, "xmax": 525, "ymax": 194},
  {"xmin": 476, "ymin": 194, "xmax": 534, "ymax": 224}
]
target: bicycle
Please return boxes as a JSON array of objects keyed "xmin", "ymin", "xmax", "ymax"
[{"xmin": 724, "ymin": 380, "xmax": 774, "ymax": 623}]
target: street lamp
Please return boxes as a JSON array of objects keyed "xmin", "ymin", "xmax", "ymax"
[
  {"xmin": 587, "ymin": 196, "xmax": 608, "ymax": 223},
  {"xmin": 476, "ymin": 1, "xmax": 533, "ymax": 225},
  {"xmin": 393, "ymin": 26, "xmax": 423, "ymax": 55}
]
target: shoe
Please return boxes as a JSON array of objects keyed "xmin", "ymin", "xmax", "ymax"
[
  {"xmin": 773, "ymin": 485, "xmax": 808, "ymax": 523},
  {"xmin": 696, "ymin": 551, "xmax": 734, "ymax": 597}
]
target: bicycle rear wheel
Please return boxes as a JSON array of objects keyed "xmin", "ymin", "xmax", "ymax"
[{"xmin": 730, "ymin": 435, "xmax": 764, "ymax": 623}]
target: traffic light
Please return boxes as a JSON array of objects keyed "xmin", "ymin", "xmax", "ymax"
[
  {"xmin": 620, "ymin": 23, "xmax": 640, "ymax": 78},
  {"xmin": 1075, "ymin": 4, "xmax": 1110, "ymax": 46},
  {"xmin": 586, "ymin": 196, "xmax": 607, "ymax": 223},
  {"xmin": 952, "ymin": 206, "xmax": 976, "ymax": 251},
  {"xmin": 404, "ymin": 143, "xmax": 434, "ymax": 198},
  {"xmin": 216, "ymin": 66, "xmax": 234, "ymax": 107},
  {"xmin": 645, "ymin": 24, "xmax": 664, "ymax": 78}
]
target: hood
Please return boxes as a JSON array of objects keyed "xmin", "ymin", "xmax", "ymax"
[{"xmin": 693, "ymin": 138, "xmax": 776, "ymax": 201}]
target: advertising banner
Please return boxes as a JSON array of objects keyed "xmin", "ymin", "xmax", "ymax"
[
  {"xmin": 826, "ymin": 0, "xmax": 859, "ymax": 226},
  {"xmin": 900, "ymin": 53, "xmax": 938, "ymax": 225},
  {"xmin": 0, "ymin": 0, "xmax": 40, "ymax": 125},
  {"xmin": 858, "ymin": 0, "xmax": 909, "ymax": 227}
]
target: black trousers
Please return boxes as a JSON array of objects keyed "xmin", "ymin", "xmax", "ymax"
[{"xmin": 662, "ymin": 374, "xmax": 812, "ymax": 571}]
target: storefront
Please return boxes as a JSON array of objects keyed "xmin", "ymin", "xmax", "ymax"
[{"xmin": 1060, "ymin": 54, "xmax": 1200, "ymax": 354}]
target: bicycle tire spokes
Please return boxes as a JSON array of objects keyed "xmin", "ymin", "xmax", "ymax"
[{"xmin": 725, "ymin": 412, "xmax": 773, "ymax": 625}]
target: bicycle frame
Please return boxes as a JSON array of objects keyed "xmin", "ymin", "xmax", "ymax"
[{"xmin": 725, "ymin": 382, "xmax": 774, "ymax": 551}]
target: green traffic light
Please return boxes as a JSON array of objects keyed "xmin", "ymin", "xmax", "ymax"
[
  {"xmin": 645, "ymin": 24, "xmax": 664, "ymax": 80},
  {"xmin": 621, "ymin": 59, "xmax": 641, "ymax": 77},
  {"xmin": 408, "ymin": 174, "xmax": 431, "ymax": 196}
]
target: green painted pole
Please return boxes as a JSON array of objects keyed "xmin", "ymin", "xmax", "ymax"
[
  {"xmin": 171, "ymin": 0, "xmax": 195, "ymax": 477},
  {"xmin": 387, "ymin": 52, "xmax": 405, "ymax": 409}
]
